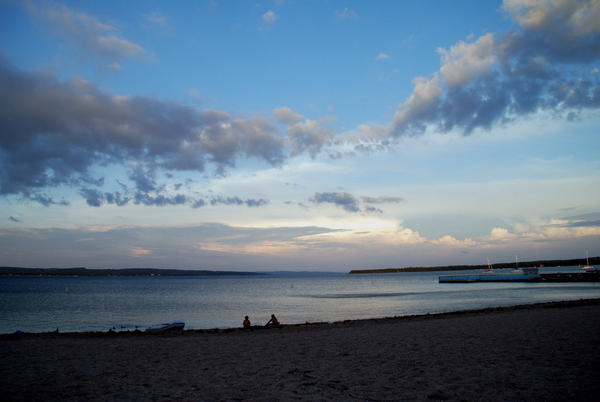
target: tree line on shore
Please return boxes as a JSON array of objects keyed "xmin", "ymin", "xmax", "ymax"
[
  {"xmin": 349, "ymin": 256, "xmax": 600, "ymax": 274},
  {"xmin": 0, "ymin": 267, "xmax": 262, "ymax": 276}
]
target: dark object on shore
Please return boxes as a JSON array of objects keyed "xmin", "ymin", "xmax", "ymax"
[{"xmin": 146, "ymin": 321, "xmax": 185, "ymax": 334}]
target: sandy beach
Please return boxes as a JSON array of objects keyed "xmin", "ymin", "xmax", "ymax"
[{"xmin": 1, "ymin": 299, "xmax": 599, "ymax": 401}]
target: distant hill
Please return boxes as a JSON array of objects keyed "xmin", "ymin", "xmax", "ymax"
[
  {"xmin": 349, "ymin": 256, "xmax": 600, "ymax": 274},
  {"xmin": 0, "ymin": 267, "xmax": 262, "ymax": 277}
]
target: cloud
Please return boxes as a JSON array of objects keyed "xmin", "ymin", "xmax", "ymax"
[
  {"xmin": 79, "ymin": 185, "xmax": 187, "ymax": 208},
  {"xmin": 191, "ymin": 199, "xmax": 206, "ymax": 208},
  {"xmin": 286, "ymin": 120, "xmax": 335, "ymax": 158},
  {"xmin": 274, "ymin": 107, "xmax": 334, "ymax": 158},
  {"xmin": 130, "ymin": 247, "xmax": 152, "ymax": 257},
  {"xmin": 79, "ymin": 181, "xmax": 272, "ymax": 209},
  {"xmin": 364, "ymin": 205, "xmax": 383, "ymax": 214},
  {"xmin": 385, "ymin": 0, "xmax": 600, "ymax": 138},
  {"xmin": 310, "ymin": 192, "xmax": 405, "ymax": 213},
  {"xmin": 335, "ymin": 8, "xmax": 358, "ymax": 20},
  {"xmin": 108, "ymin": 62, "xmax": 121, "ymax": 71},
  {"xmin": 103, "ymin": 191, "xmax": 130, "ymax": 206},
  {"xmin": 563, "ymin": 219, "xmax": 600, "ymax": 228},
  {"xmin": 78, "ymin": 162, "xmax": 271, "ymax": 209},
  {"xmin": 362, "ymin": 196, "xmax": 404, "ymax": 204},
  {"xmin": 556, "ymin": 212, "xmax": 600, "ymax": 228},
  {"xmin": 134, "ymin": 192, "xmax": 187, "ymax": 207},
  {"xmin": 489, "ymin": 227, "xmax": 517, "ymax": 241},
  {"xmin": 274, "ymin": 107, "xmax": 304, "ymax": 125},
  {"xmin": 143, "ymin": 12, "xmax": 168, "ymax": 27},
  {"xmin": 376, "ymin": 53, "xmax": 390, "ymax": 61},
  {"xmin": 26, "ymin": 1, "xmax": 145, "ymax": 65},
  {"xmin": 263, "ymin": 10, "xmax": 278, "ymax": 24},
  {"xmin": 210, "ymin": 196, "xmax": 269, "ymax": 208},
  {"xmin": 311, "ymin": 192, "xmax": 361, "ymax": 212},
  {"xmin": 21, "ymin": 192, "xmax": 70, "ymax": 207},
  {"xmin": 391, "ymin": 74, "xmax": 442, "ymax": 135},
  {"xmin": 0, "ymin": 60, "xmax": 287, "ymax": 204},
  {"xmin": 503, "ymin": 0, "xmax": 600, "ymax": 37},
  {"xmin": 245, "ymin": 198, "xmax": 269, "ymax": 207},
  {"xmin": 438, "ymin": 33, "xmax": 496, "ymax": 87},
  {"xmin": 433, "ymin": 235, "xmax": 477, "ymax": 248},
  {"xmin": 128, "ymin": 165, "xmax": 157, "ymax": 193},
  {"xmin": 80, "ymin": 188, "xmax": 104, "ymax": 207}
]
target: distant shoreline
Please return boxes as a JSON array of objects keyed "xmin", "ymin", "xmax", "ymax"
[
  {"xmin": 349, "ymin": 256, "xmax": 599, "ymax": 274},
  {"xmin": 0, "ymin": 267, "xmax": 263, "ymax": 277}
]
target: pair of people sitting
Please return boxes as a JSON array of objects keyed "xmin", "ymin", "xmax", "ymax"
[{"xmin": 243, "ymin": 314, "xmax": 279, "ymax": 329}]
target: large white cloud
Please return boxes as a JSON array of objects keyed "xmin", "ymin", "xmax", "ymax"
[
  {"xmin": 438, "ymin": 33, "xmax": 496, "ymax": 87},
  {"xmin": 503, "ymin": 0, "xmax": 600, "ymax": 35},
  {"xmin": 385, "ymin": 0, "xmax": 600, "ymax": 138}
]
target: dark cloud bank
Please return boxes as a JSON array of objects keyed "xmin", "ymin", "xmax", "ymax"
[{"xmin": 0, "ymin": 59, "xmax": 285, "ymax": 206}]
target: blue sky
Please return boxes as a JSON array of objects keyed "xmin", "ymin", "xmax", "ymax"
[{"xmin": 1, "ymin": 0, "xmax": 599, "ymax": 271}]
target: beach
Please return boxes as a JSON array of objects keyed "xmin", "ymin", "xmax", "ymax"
[{"xmin": 1, "ymin": 299, "xmax": 599, "ymax": 401}]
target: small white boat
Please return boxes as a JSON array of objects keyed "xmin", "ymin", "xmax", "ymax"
[
  {"xmin": 579, "ymin": 250, "xmax": 595, "ymax": 271},
  {"xmin": 146, "ymin": 321, "xmax": 185, "ymax": 333}
]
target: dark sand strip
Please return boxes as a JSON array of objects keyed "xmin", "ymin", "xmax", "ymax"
[{"xmin": 1, "ymin": 299, "xmax": 599, "ymax": 401}]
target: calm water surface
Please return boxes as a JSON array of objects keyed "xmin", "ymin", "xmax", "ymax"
[{"xmin": 1, "ymin": 266, "xmax": 598, "ymax": 333}]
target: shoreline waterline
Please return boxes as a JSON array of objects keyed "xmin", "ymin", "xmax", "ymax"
[{"xmin": 3, "ymin": 297, "xmax": 599, "ymax": 338}]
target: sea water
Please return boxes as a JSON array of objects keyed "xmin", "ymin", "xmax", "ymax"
[{"xmin": 1, "ymin": 266, "xmax": 599, "ymax": 334}]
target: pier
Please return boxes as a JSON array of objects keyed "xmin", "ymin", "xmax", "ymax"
[
  {"xmin": 539, "ymin": 272, "xmax": 600, "ymax": 282},
  {"xmin": 439, "ymin": 271, "xmax": 600, "ymax": 283}
]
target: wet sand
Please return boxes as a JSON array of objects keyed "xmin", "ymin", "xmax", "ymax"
[{"xmin": 1, "ymin": 299, "xmax": 599, "ymax": 401}]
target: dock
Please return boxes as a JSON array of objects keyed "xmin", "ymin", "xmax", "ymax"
[
  {"xmin": 538, "ymin": 272, "xmax": 600, "ymax": 282},
  {"xmin": 439, "ymin": 271, "xmax": 600, "ymax": 283}
]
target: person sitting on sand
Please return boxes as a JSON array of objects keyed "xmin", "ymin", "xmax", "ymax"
[
  {"xmin": 265, "ymin": 314, "xmax": 280, "ymax": 327},
  {"xmin": 243, "ymin": 315, "xmax": 251, "ymax": 329}
]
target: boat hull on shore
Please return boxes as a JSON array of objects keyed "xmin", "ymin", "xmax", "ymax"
[{"xmin": 145, "ymin": 321, "xmax": 185, "ymax": 334}]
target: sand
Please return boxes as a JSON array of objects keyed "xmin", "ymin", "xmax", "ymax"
[{"xmin": 1, "ymin": 299, "xmax": 599, "ymax": 401}]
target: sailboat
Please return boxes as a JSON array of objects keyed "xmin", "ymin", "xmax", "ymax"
[
  {"xmin": 579, "ymin": 250, "xmax": 595, "ymax": 271},
  {"xmin": 439, "ymin": 256, "xmax": 540, "ymax": 283}
]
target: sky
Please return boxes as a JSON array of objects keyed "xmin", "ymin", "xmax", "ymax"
[{"xmin": 1, "ymin": 0, "xmax": 599, "ymax": 271}]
